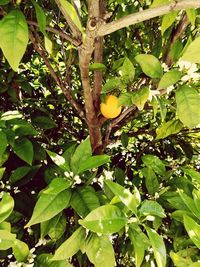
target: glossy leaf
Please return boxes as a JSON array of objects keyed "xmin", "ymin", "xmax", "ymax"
[
  {"xmin": 12, "ymin": 239, "xmax": 29, "ymax": 262},
  {"xmin": 139, "ymin": 200, "xmax": 165, "ymax": 218},
  {"xmin": 105, "ymin": 180, "xmax": 140, "ymax": 214},
  {"xmin": 78, "ymin": 155, "xmax": 110, "ymax": 173},
  {"xmin": 183, "ymin": 215, "xmax": 200, "ymax": 248},
  {"xmin": 142, "ymin": 154, "xmax": 166, "ymax": 175},
  {"xmin": 158, "ymin": 70, "xmax": 182, "ymax": 89},
  {"xmin": 181, "ymin": 36, "xmax": 200, "ymax": 63},
  {"xmin": 179, "ymin": 191, "xmax": 200, "ymax": 220},
  {"xmin": 46, "ymin": 150, "xmax": 70, "ymax": 171},
  {"xmin": 36, "ymin": 253, "xmax": 73, "ymax": 266},
  {"xmin": 12, "ymin": 137, "xmax": 33, "ymax": 165},
  {"xmin": 161, "ymin": 11, "xmax": 177, "ymax": 35},
  {"xmin": 0, "ymin": 230, "xmax": 16, "ymax": 250},
  {"xmin": 79, "ymin": 204, "xmax": 127, "ymax": 234},
  {"xmin": 156, "ymin": 119, "xmax": 183, "ymax": 140},
  {"xmin": 25, "ymin": 178, "xmax": 71, "ymax": 227},
  {"xmin": 146, "ymin": 227, "xmax": 166, "ymax": 267},
  {"xmin": 70, "ymin": 186, "xmax": 100, "ymax": 218},
  {"xmin": 52, "ymin": 227, "xmax": 85, "ymax": 260},
  {"xmin": 184, "ymin": 168, "xmax": 200, "ymax": 185},
  {"xmin": 135, "ymin": 54, "xmax": 163, "ymax": 78},
  {"xmin": 176, "ymin": 85, "xmax": 200, "ymax": 128},
  {"xmin": 32, "ymin": 0, "xmax": 46, "ymax": 34},
  {"xmin": 0, "ymin": 192, "xmax": 14, "ymax": 223},
  {"xmin": 85, "ymin": 234, "xmax": 115, "ymax": 267},
  {"xmin": 0, "ymin": 9, "xmax": 28, "ymax": 71}
]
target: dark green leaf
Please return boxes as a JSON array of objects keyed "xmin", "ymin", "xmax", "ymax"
[
  {"xmin": 12, "ymin": 137, "xmax": 33, "ymax": 165},
  {"xmin": 9, "ymin": 166, "xmax": 32, "ymax": 184},
  {"xmin": 141, "ymin": 167, "xmax": 159, "ymax": 195},
  {"xmin": 0, "ymin": 131, "xmax": 7, "ymax": 160},
  {"xmin": 142, "ymin": 154, "xmax": 166, "ymax": 175},
  {"xmin": 32, "ymin": 0, "xmax": 46, "ymax": 34},
  {"xmin": 32, "ymin": 116, "xmax": 57, "ymax": 129}
]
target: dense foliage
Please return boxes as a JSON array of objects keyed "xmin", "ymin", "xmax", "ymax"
[{"xmin": 0, "ymin": 0, "xmax": 200, "ymax": 266}]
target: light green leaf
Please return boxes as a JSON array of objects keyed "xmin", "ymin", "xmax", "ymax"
[
  {"xmin": 52, "ymin": 227, "xmax": 85, "ymax": 261},
  {"xmin": 12, "ymin": 239, "xmax": 29, "ymax": 262},
  {"xmin": 32, "ymin": 0, "xmax": 46, "ymax": 34},
  {"xmin": 157, "ymin": 97, "xmax": 167, "ymax": 122},
  {"xmin": 184, "ymin": 168, "xmax": 200, "ymax": 185},
  {"xmin": 0, "ymin": 9, "xmax": 28, "ymax": 71},
  {"xmin": 176, "ymin": 85, "xmax": 200, "ymax": 128},
  {"xmin": 131, "ymin": 87, "xmax": 149, "ymax": 110},
  {"xmin": 36, "ymin": 253, "xmax": 73, "ymax": 266},
  {"xmin": 1, "ymin": 110, "xmax": 23, "ymax": 121},
  {"xmin": 161, "ymin": 11, "xmax": 177, "ymax": 35},
  {"xmin": 0, "ymin": 131, "xmax": 7, "ymax": 160},
  {"xmin": 0, "ymin": 192, "xmax": 14, "ymax": 223},
  {"xmin": 181, "ymin": 36, "xmax": 200, "ymax": 63},
  {"xmin": 119, "ymin": 57, "xmax": 135, "ymax": 83},
  {"xmin": 179, "ymin": 191, "xmax": 200, "ymax": 220},
  {"xmin": 89, "ymin": 63, "xmax": 106, "ymax": 71},
  {"xmin": 151, "ymin": 0, "xmax": 171, "ymax": 8},
  {"xmin": 104, "ymin": 180, "xmax": 140, "ymax": 214},
  {"xmin": 170, "ymin": 250, "xmax": 192, "ymax": 267},
  {"xmin": 146, "ymin": 227, "xmax": 166, "ymax": 267},
  {"xmin": 78, "ymin": 155, "xmax": 110, "ymax": 174},
  {"xmin": 25, "ymin": 178, "xmax": 71, "ymax": 227},
  {"xmin": 156, "ymin": 119, "xmax": 183, "ymax": 140},
  {"xmin": 45, "ymin": 35, "xmax": 54, "ymax": 54},
  {"xmin": 46, "ymin": 150, "xmax": 70, "ymax": 172},
  {"xmin": 85, "ymin": 234, "xmax": 115, "ymax": 267},
  {"xmin": 0, "ymin": 221, "xmax": 11, "ymax": 231},
  {"xmin": 141, "ymin": 167, "xmax": 159, "ymax": 195},
  {"xmin": 119, "ymin": 92, "xmax": 133, "ymax": 107},
  {"xmin": 32, "ymin": 116, "xmax": 57, "ymax": 129},
  {"xmin": 183, "ymin": 215, "xmax": 200, "ymax": 248},
  {"xmin": 135, "ymin": 54, "xmax": 163, "ymax": 78},
  {"xmin": 186, "ymin": 9, "xmax": 197, "ymax": 26},
  {"xmin": 12, "ymin": 137, "xmax": 33, "ymax": 165},
  {"xmin": 142, "ymin": 154, "xmax": 166, "ymax": 175},
  {"xmin": 102, "ymin": 77, "xmax": 124, "ymax": 93},
  {"xmin": 139, "ymin": 200, "xmax": 165, "ymax": 218},
  {"xmin": 158, "ymin": 70, "xmax": 182, "ymax": 89},
  {"xmin": 79, "ymin": 204, "xmax": 127, "ymax": 234},
  {"xmin": 70, "ymin": 186, "xmax": 100, "ymax": 218},
  {"xmin": 0, "ymin": 230, "xmax": 16, "ymax": 250},
  {"xmin": 0, "ymin": 167, "xmax": 5, "ymax": 180}
]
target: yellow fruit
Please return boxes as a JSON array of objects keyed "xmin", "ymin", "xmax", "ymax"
[{"xmin": 100, "ymin": 95, "xmax": 122, "ymax": 119}]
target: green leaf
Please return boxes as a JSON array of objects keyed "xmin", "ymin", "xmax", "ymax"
[
  {"xmin": 0, "ymin": 131, "xmax": 7, "ymax": 160},
  {"xmin": 186, "ymin": 9, "xmax": 197, "ymax": 26},
  {"xmin": 32, "ymin": 116, "xmax": 57, "ymax": 129},
  {"xmin": 85, "ymin": 234, "xmax": 115, "ymax": 267},
  {"xmin": 102, "ymin": 77, "xmax": 124, "ymax": 93},
  {"xmin": 12, "ymin": 239, "xmax": 29, "ymax": 262},
  {"xmin": 183, "ymin": 215, "xmax": 200, "ymax": 249},
  {"xmin": 161, "ymin": 11, "xmax": 177, "ymax": 35},
  {"xmin": 0, "ymin": 230, "xmax": 16, "ymax": 250},
  {"xmin": 46, "ymin": 150, "xmax": 70, "ymax": 172},
  {"xmin": 156, "ymin": 119, "xmax": 183, "ymax": 140},
  {"xmin": 79, "ymin": 204, "xmax": 127, "ymax": 234},
  {"xmin": 52, "ymin": 227, "xmax": 85, "ymax": 261},
  {"xmin": 0, "ymin": 167, "xmax": 5, "ymax": 180},
  {"xmin": 146, "ymin": 227, "xmax": 166, "ymax": 267},
  {"xmin": 9, "ymin": 166, "xmax": 32, "ymax": 184},
  {"xmin": 1, "ymin": 110, "xmax": 23, "ymax": 121},
  {"xmin": 32, "ymin": 0, "xmax": 46, "ymax": 34},
  {"xmin": 176, "ymin": 85, "xmax": 200, "ymax": 128},
  {"xmin": 0, "ymin": 9, "xmax": 28, "ymax": 71},
  {"xmin": 184, "ymin": 168, "xmax": 200, "ymax": 185},
  {"xmin": 179, "ymin": 191, "xmax": 200, "ymax": 220},
  {"xmin": 104, "ymin": 180, "xmax": 140, "ymax": 214},
  {"xmin": 151, "ymin": 0, "xmax": 171, "ymax": 8},
  {"xmin": 45, "ymin": 35, "xmax": 54, "ymax": 55},
  {"xmin": 70, "ymin": 186, "xmax": 100, "ymax": 218},
  {"xmin": 57, "ymin": 0, "xmax": 83, "ymax": 33},
  {"xmin": 170, "ymin": 250, "xmax": 192, "ymax": 267},
  {"xmin": 142, "ymin": 154, "xmax": 166, "ymax": 175},
  {"xmin": 25, "ymin": 178, "xmax": 71, "ymax": 227},
  {"xmin": 121, "ymin": 131, "xmax": 129, "ymax": 148},
  {"xmin": 119, "ymin": 57, "xmax": 135, "ymax": 83},
  {"xmin": 89, "ymin": 63, "xmax": 106, "ymax": 71},
  {"xmin": 36, "ymin": 253, "xmax": 73, "ymax": 266},
  {"xmin": 0, "ymin": 192, "xmax": 14, "ymax": 223},
  {"xmin": 0, "ymin": 0, "xmax": 10, "ymax": 5},
  {"xmin": 158, "ymin": 70, "xmax": 182, "ymax": 89},
  {"xmin": 131, "ymin": 87, "xmax": 149, "ymax": 110},
  {"xmin": 135, "ymin": 54, "xmax": 163, "ymax": 78},
  {"xmin": 181, "ymin": 36, "xmax": 200, "ymax": 63},
  {"xmin": 11, "ymin": 120, "xmax": 38, "ymax": 136},
  {"xmin": 141, "ymin": 167, "xmax": 159, "ymax": 195},
  {"xmin": 78, "ymin": 155, "xmax": 110, "ymax": 174},
  {"xmin": 12, "ymin": 137, "xmax": 33, "ymax": 165},
  {"xmin": 139, "ymin": 200, "xmax": 165, "ymax": 218},
  {"xmin": 119, "ymin": 92, "xmax": 133, "ymax": 106},
  {"xmin": 71, "ymin": 137, "xmax": 92, "ymax": 173}
]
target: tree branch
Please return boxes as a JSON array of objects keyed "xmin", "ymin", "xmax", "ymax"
[
  {"xmin": 29, "ymin": 29, "xmax": 86, "ymax": 122},
  {"xmin": 97, "ymin": 0, "xmax": 200, "ymax": 36}
]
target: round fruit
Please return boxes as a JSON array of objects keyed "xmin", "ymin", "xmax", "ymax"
[{"xmin": 100, "ymin": 95, "xmax": 122, "ymax": 119}]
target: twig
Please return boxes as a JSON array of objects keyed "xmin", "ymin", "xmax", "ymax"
[{"xmin": 97, "ymin": 0, "xmax": 200, "ymax": 36}]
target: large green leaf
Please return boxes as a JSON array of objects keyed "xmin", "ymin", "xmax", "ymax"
[
  {"xmin": 131, "ymin": 87, "xmax": 149, "ymax": 111},
  {"xmin": 186, "ymin": 9, "xmax": 197, "ymax": 26},
  {"xmin": 12, "ymin": 239, "xmax": 29, "ymax": 262},
  {"xmin": 32, "ymin": 0, "xmax": 46, "ymax": 34},
  {"xmin": 9, "ymin": 166, "xmax": 32, "ymax": 184},
  {"xmin": 0, "ymin": 131, "xmax": 7, "ymax": 160},
  {"xmin": 146, "ymin": 227, "xmax": 166, "ymax": 267},
  {"xmin": 52, "ymin": 227, "xmax": 85, "ymax": 261},
  {"xmin": 0, "ymin": 230, "xmax": 16, "ymax": 250},
  {"xmin": 184, "ymin": 168, "xmax": 200, "ymax": 185},
  {"xmin": 102, "ymin": 77, "xmax": 124, "ymax": 93},
  {"xmin": 0, "ymin": 110, "xmax": 23, "ymax": 121},
  {"xmin": 70, "ymin": 186, "xmax": 100, "ymax": 218},
  {"xmin": 135, "ymin": 54, "xmax": 163, "ymax": 78},
  {"xmin": 0, "ymin": 9, "xmax": 28, "ymax": 71},
  {"xmin": 11, "ymin": 120, "xmax": 38, "ymax": 136},
  {"xmin": 158, "ymin": 70, "xmax": 182, "ymax": 89},
  {"xmin": 25, "ymin": 178, "xmax": 71, "ymax": 227},
  {"xmin": 141, "ymin": 167, "xmax": 159, "ymax": 195},
  {"xmin": 104, "ymin": 180, "xmax": 140, "ymax": 214},
  {"xmin": 0, "ymin": 192, "xmax": 14, "ymax": 223},
  {"xmin": 79, "ymin": 204, "xmax": 127, "ymax": 234},
  {"xmin": 12, "ymin": 137, "xmax": 33, "ymax": 165},
  {"xmin": 181, "ymin": 36, "xmax": 200, "ymax": 63},
  {"xmin": 179, "ymin": 191, "xmax": 200, "ymax": 220},
  {"xmin": 78, "ymin": 155, "xmax": 110, "ymax": 174},
  {"xmin": 139, "ymin": 200, "xmax": 165, "ymax": 218},
  {"xmin": 32, "ymin": 116, "xmax": 57, "ymax": 129},
  {"xmin": 85, "ymin": 234, "xmax": 116, "ymax": 267},
  {"xmin": 142, "ymin": 154, "xmax": 166, "ymax": 175},
  {"xmin": 36, "ymin": 254, "xmax": 73, "ymax": 266},
  {"xmin": 176, "ymin": 85, "xmax": 200, "ymax": 128},
  {"xmin": 161, "ymin": 11, "xmax": 177, "ymax": 35},
  {"xmin": 156, "ymin": 119, "xmax": 183, "ymax": 140},
  {"xmin": 183, "ymin": 215, "xmax": 200, "ymax": 249},
  {"xmin": 46, "ymin": 150, "xmax": 70, "ymax": 172},
  {"xmin": 120, "ymin": 57, "xmax": 135, "ymax": 83}
]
